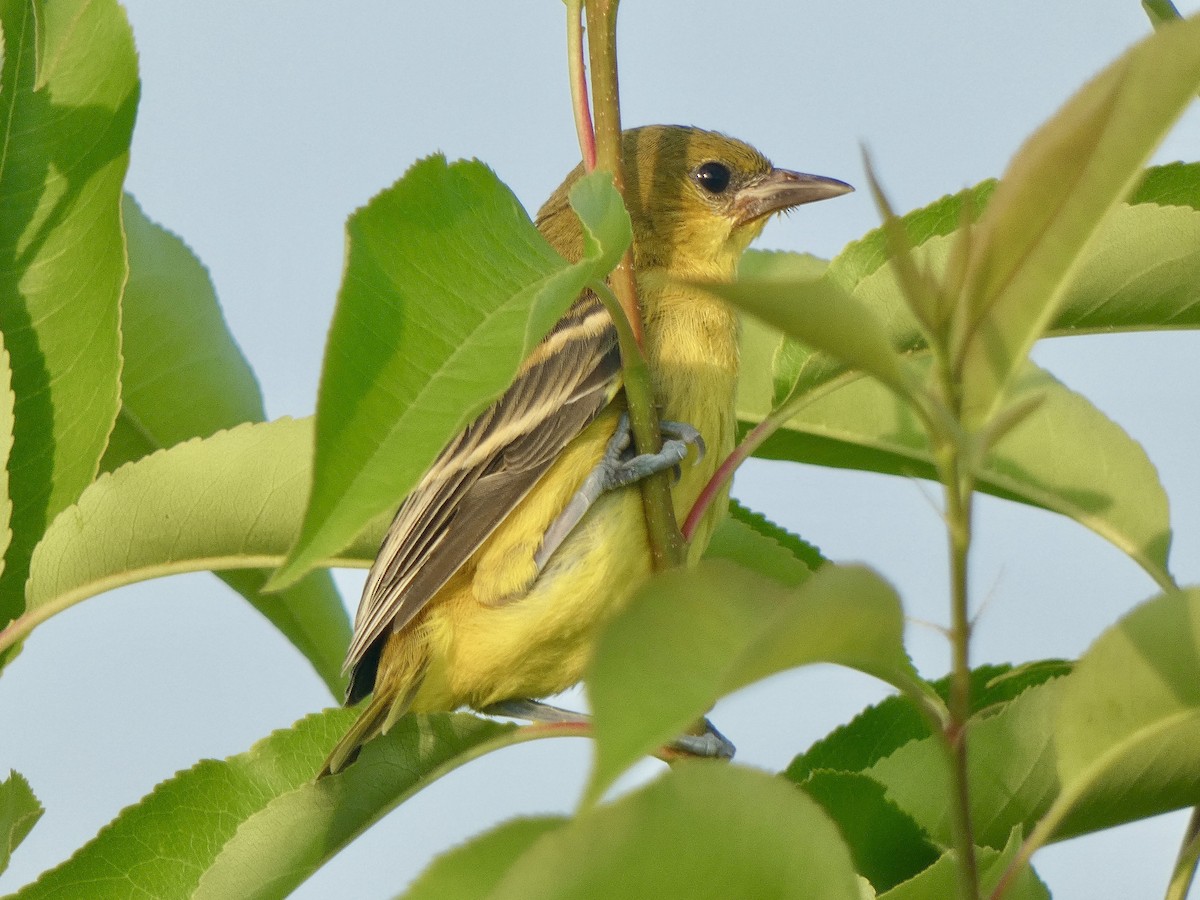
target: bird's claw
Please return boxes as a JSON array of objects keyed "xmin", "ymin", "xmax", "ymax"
[
  {"xmin": 604, "ymin": 413, "xmax": 705, "ymax": 486},
  {"xmin": 668, "ymin": 718, "xmax": 736, "ymax": 760},
  {"xmin": 660, "ymin": 420, "xmax": 706, "ymax": 462}
]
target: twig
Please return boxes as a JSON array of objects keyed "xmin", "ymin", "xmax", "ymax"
[{"xmin": 581, "ymin": 0, "xmax": 685, "ymax": 568}]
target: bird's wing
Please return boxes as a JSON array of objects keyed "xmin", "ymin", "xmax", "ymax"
[{"xmin": 344, "ymin": 293, "xmax": 621, "ymax": 699}]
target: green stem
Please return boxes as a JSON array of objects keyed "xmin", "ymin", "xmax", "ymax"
[
  {"xmin": 582, "ymin": 0, "xmax": 685, "ymax": 569},
  {"xmin": 939, "ymin": 437, "xmax": 980, "ymax": 900},
  {"xmin": 591, "ymin": 280, "xmax": 683, "ymax": 551},
  {"xmin": 868, "ymin": 133, "xmax": 983, "ymax": 896},
  {"xmin": 584, "ymin": 0, "xmax": 639, "ymax": 345},
  {"xmin": 592, "ymin": 279, "xmax": 652, "ymax": 398},
  {"xmin": 1166, "ymin": 807, "xmax": 1200, "ymax": 900}
]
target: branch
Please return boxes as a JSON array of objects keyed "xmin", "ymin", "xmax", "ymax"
[{"xmin": 581, "ymin": 0, "xmax": 685, "ymax": 568}]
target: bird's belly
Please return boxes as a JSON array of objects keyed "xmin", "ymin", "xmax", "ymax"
[{"xmin": 410, "ymin": 486, "xmax": 650, "ymax": 711}]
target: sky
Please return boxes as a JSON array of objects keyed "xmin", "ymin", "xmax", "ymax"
[{"xmin": 3, "ymin": 2, "xmax": 1200, "ymax": 898}]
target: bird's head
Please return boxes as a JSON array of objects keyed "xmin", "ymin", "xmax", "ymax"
[{"xmin": 538, "ymin": 125, "xmax": 852, "ymax": 278}]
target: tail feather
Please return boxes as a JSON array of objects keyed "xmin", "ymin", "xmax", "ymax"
[
  {"xmin": 319, "ymin": 694, "xmax": 393, "ymax": 777},
  {"xmin": 319, "ymin": 640, "xmax": 429, "ymax": 778}
]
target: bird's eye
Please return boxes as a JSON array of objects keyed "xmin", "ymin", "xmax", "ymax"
[{"xmin": 692, "ymin": 161, "xmax": 732, "ymax": 195}]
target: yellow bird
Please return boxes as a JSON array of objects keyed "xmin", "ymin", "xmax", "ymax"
[{"xmin": 322, "ymin": 126, "xmax": 851, "ymax": 775}]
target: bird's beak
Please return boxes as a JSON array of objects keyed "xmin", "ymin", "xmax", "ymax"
[{"xmin": 733, "ymin": 169, "xmax": 853, "ymax": 226}]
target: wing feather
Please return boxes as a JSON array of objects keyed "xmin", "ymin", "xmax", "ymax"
[{"xmin": 345, "ymin": 294, "xmax": 621, "ymax": 701}]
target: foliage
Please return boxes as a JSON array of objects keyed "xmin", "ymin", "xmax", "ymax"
[{"xmin": 1, "ymin": 2, "xmax": 1200, "ymax": 898}]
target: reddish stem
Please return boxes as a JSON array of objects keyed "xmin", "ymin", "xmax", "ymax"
[
  {"xmin": 682, "ymin": 418, "xmax": 774, "ymax": 540},
  {"xmin": 567, "ymin": 1, "xmax": 597, "ymax": 172}
]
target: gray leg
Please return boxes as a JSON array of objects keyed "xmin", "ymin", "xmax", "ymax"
[
  {"xmin": 534, "ymin": 414, "xmax": 705, "ymax": 571},
  {"xmin": 483, "ymin": 698, "xmax": 584, "ymax": 725},
  {"xmin": 481, "ymin": 699, "xmax": 736, "ymax": 760}
]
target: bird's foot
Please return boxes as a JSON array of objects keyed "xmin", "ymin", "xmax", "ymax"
[
  {"xmin": 601, "ymin": 414, "xmax": 705, "ymax": 488},
  {"xmin": 667, "ymin": 717, "xmax": 736, "ymax": 760},
  {"xmin": 481, "ymin": 700, "xmax": 736, "ymax": 761},
  {"xmin": 533, "ymin": 413, "xmax": 704, "ymax": 571}
]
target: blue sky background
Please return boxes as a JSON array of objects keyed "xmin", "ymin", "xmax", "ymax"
[{"xmin": 3, "ymin": 2, "xmax": 1200, "ymax": 897}]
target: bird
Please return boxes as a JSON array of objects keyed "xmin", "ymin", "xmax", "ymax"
[{"xmin": 320, "ymin": 125, "xmax": 852, "ymax": 775}]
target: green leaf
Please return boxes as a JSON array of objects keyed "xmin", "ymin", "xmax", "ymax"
[
  {"xmin": 827, "ymin": 183, "xmax": 997, "ymax": 292},
  {"xmin": 487, "ymin": 763, "xmax": 862, "ymax": 900},
  {"xmin": 101, "ymin": 194, "xmax": 264, "ymax": 470},
  {"xmin": 702, "ymin": 275, "xmax": 915, "ymax": 401},
  {"xmin": 730, "ymin": 172, "xmax": 1196, "ymax": 589},
  {"xmin": 703, "ymin": 501, "xmax": 822, "ymax": 586},
  {"xmin": 1052, "ymin": 201, "xmax": 1200, "ymax": 335},
  {"xmin": 787, "ymin": 693, "xmax": 931, "ymax": 788},
  {"xmin": 95, "ymin": 196, "xmax": 349, "ymax": 697},
  {"xmin": 736, "ymin": 250, "xmax": 831, "ymax": 411},
  {"xmin": 878, "ymin": 829, "xmax": 1049, "ymax": 900},
  {"xmin": 740, "ymin": 248, "xmax": 829, "ymax": 280},
  {"xmin": 745, "ymin": 361, "xmax": 1173, "ymax": 587},
  {"xmin": 740, "ymin": 184, "xmax": 1200, "ymax": 590},
  {"xmin": 981, "ymin": 366, "xmax": 1170, "ymax": 582},
  {"xmin": 1052, "ymin": 587, "xmax": 1200, "ymax": 839},
  {"xmin": 586, "ymin": 560, "xmax": 929, "ymax": 803},
  {"xmin": 9, "ymin": 710, "xmax": 515, "ymax": 900},
  {"xmin": 0, "ymin": 0, "xmax": 139, "ymax": 625},
  {"xmin": 273, "ymin": 162, "xmax": 631, "ymax": 588},
  {"xmin": 727, "ymin": 500, "xmax": 826, "ymax": 569},
  {"xmin": 738, "ymin": 193, "xmax": 1198, "ymax": 590},
  {"xmin": 734, "ymin": 300, "xmax": 786, "ymax": 428},
  {"xmin": 802, "ymin": 771, "xmax": 939, "ymax": 893},
  {"xmin": 786, "ymin": 666, "xmax": 1071, "ymax": 878},
  {"xmin": 952, "ymin": 14, "xmax": 1200, "ymax": 426},
  {"xmin": 1130, "ymin": 161, "xmax": 1200, "ymax": 210},
  {"xmin": 0, "ymin": 418, "xmax": 380, "ymax": 658},
  {"xmin": 9, "ymin": 709, "xmax": 350, "ymax": 899},
  {"xmin": 772, "ymin": 169, "xmax": 1200, "ymax": 408},
  {"xmin": 867, "ymin": 678, "xmax": 1065, "ymax": 851},
  {"xmin": 0, "ymin": 771, "xmax": 42, "ymax": 878},
  {"xmin": 192, "ymin": 715, "xmax": 522, "ymax": 900},
  {"xmin": 785, "ymin": 661, "xmax": 1070, "ymax": 784},
  {"xmin": 403, "ymin": 817, "xmax": 566, "ymax": 900},
  {"xmin": 760, "ymin": 182, "xmax": 995, "ymax": 407}
]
